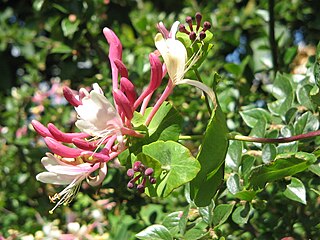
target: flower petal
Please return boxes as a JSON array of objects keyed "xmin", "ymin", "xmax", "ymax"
[
  {"xmin": 155, "ymin": 33, "xmax": 187, "ymax": 84},
  {"xmin": 36, "ymin": 172, "xmax": 75, "ymax": 185}
]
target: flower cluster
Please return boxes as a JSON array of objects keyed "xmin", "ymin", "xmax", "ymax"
[
  {"xmin": 32, "ymin": 15, "xmax": 214, "ymax": 212},
  {"xmin": 126, "ymin": 161, "xmax": 156, "ymax": 193}
]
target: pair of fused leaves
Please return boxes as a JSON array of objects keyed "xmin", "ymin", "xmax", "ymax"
[{"xmin": 119, "ymin": 102, "xmax": 200, "ymax": 197}]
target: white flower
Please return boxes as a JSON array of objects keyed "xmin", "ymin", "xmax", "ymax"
[
  {"xmin": 75, "ymin": 84, "xmax": 123, "ymax": 139},
  {"xmin": 155, "ymin": 22, "xmax": 217, "ymax": 107},
  {"xmin": 36, "ymin": 153, "xmax": 107, "ymax": 213}
]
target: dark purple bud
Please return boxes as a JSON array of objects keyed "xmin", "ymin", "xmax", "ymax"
[
  {"xmin": 185, "ymin": 16, "xmax": 193, "ymax": 31},
  {"xmin": 127, "ymin": 168, "xmax": 135, "ymax": 177},
  {"xmin": 203, "ymin": 21, "xmax": 211, "ymax": 32},
  {"xmin": 199, "ymin": 31, "xmax": 206, "ymax": 40},
  {"xmin": 189, "ymin": 32, "xmax": 196, "ymax": 41},
  {"xmin": 127, "ymin": 182, "xmax": 134, "ymax": 189},
  {"xmin": 145, "ymin": 168, "xmax": 154, "ymax": 176},
  {"xmin": 137, "ymin": 184, "xmax": 145, "ymax": 193},
  {"xmin": 179, "ymin": 24, "xmax": 190, "ymax": 34},
  {"xmin": 195, "ymin": 12, "xmax": 202, "ymax": 31},
  {"xmin": 133, "ymin": 161, "xmax": 142, "ymax": 171},
  {"xmin": 149, "ymin": 177, "xmax": 156, "ymax": 184}
]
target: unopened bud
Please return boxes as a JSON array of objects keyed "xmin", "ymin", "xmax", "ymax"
[
  {"xmin": 189, "ymin": 32, "xmax": 196, "ymax": 41},
  {"xmin": 195, "ymin": 12, "xmax": 202, "ymax": 31},
  {"xmin": 127, "ymin": 168, "xmax": 135, "ymax": 177},
  {"xmin": 137, "ymin": 184, "xmax": 145, "ymax": 193},
  {"xmin": 144, "ymin": 168, "xmax": 154, "ymax": 176},
  {"xmin": 185, "ymin": 16, "xmax": 193, "ymax": 31},
  {"xmin": 133, "ymin": 161, "xmax": 142, "ymax": 171},
  {"xmin": 127, "ymin": 182, "xmax": 134, "ymax": 189},
  {"xmin": 199, "ymin": 31, "xmax": 206, "ymax": 40},
  {"xmin": 203, "ymin": 21, "xmax": 211, "ymax": 31},
  {"xmin": 179, "ymin": 24, "xmax": 190, "ymax": 34},
  {"xmin": 149, "ymin": 177, "xmax": 156, "ymax": 184}
]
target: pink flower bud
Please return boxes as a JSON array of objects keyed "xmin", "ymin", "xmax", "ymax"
[
  {"xmin": 72, "ymin": 138, "xmax": 97, "ymax": 151},
  {"xmin": 47, "ymin": 123, "xmax": 89, "ymax": 143},
  {"xmin": 133, "ymin": 161, "xmax": 142, "ymax": 172},
  {"xmin": 31, "ymin": 120, "xmax": 53, "ymax": 138},
  {"xmin": 44, "ymin": 137, "xmax": 82, "ymax": 158},
  {"xmin": 127, "ymin": 168, "xmax": 135, "ymax": 177},
  {"xmin": 113, "ymin": 89, "xmax": 133, "ymax": 120},
  {"xmin": 80, "ymin": 151, "xmax": 111, "ymax": 162},
  {"xmin": 103, "ymin": 27, "xmax": 123, "ymax": 90},
  {"xmin": 149, "ymin": 53, "xmax": 163, "ymax": 90},
  {"xmin": 114, "ymin": 59, "xmax": 129, "ymax": 78},
  {"xmin": 157, "ymin": 22, "xmax": 169, "ymax": 38},
  {"xmin": 120, "ymin": 77, "xmax": 137, "ymax": 104},
  {"xmin": 63, "ymin": 86, "xmax": 82, "ymax": 107},
  {"xmin": 144, "ymin": 168, "xmax": 154, "ymax": 176}
]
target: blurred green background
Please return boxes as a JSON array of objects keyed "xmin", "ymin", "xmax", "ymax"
[{"xmin": 0, "ymin": 0, "xmax": 319, "ymax": 239}]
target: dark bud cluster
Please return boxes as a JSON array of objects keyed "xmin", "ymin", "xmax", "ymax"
[
  {"xmin": 179, "ymin": 12, "xmax": 211, "ymax": 41},
  {"xmin": 126, "ymin": 161, "xmax": 156, "ymax": 193}
]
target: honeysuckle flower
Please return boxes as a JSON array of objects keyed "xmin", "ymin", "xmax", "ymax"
[
  {"xmin": 75, "ymin": 85, "xmax": 123, "ymax": 139},
  {"xmin": 36, "ymin": 153, "xmax": 107, "ymax": 213},
  {"xmin": 144, "ymin": 20, "xmax": 217, "ymax": 125}
]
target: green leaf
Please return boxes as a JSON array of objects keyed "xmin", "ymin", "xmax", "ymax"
[
  {"xmin": 190, "ymin": 107, "xmax": 229, "ymax": 207},
  {"xmin": 262, "ymin": 144, "xmax": 277, "ymax": 163},
  {"xmin": 294, "ymin": 111, "xmax": 319, "ymax": 135},
  {"xmin": 283, "ymin": 177, "xmax": 306, "ymax": 204},
  {"xmin": 212, "ymin": 203, "xmax": 234, "ymax": 227},
  {"xmin": 227, "ymin": 173, "xmax": 241, "ymax": 195},
  {"xmin": 142, "ymin": 141, "xmax": 200, "ymax": 197},
  {"xmin": 249, "ymin": 152, "xmax": 317, "ymax": 189},
  {"xmin": 148, "ymin": 102, "xmax": 183, "ymax": 142},
  {"xmin": 314, "ymin": 41, "xmax": 320, "ymax": 87},
  {"xmin": 309, "ymin": 163, "xmax": 320, "ymax": 177},
  {"xmin": 267, "ymin": 73, "xmax": 294, "ymax": 117},
  {"xmin": 234, "ymin": 190, "xmax": 256, "ymax": 201},
  {"xmin": 226, "ymin": 140, "xmax": 243, "ymax": 171},
  {"xmin": 61, "ymin": 18, "xmax": 80, "ymax": 38},
  {"xmin": 240, "ymin": 108, "xmax": 272, "ymax": 128},
  {"xmin": 179, "ymin": 205, "xmax": 190, "ymax": 235},
  {"xmin": 199, "ymin": 201, "xmax": 215, "ymax": 225},
  {"xmin": 136, "ymin": 224, "xmax": 173, "ymax": 240},
  {"xmin": 162, "ymin": 212, "xmax": 181, "ymax": 235},
  {"xmin": 297, "ymin": 85, "xmax": 316, "ymax": 111},
  {"xmin": 231, "ymin": 202, "xmax": 253, "ymax": 225}
]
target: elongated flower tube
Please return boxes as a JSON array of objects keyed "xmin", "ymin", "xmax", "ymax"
[
  {"xmin": 103, "ymin": 27, "xmax": 123, "ymax": 90},
  {"xmin": 36, "ymin": 153, "xmax": 107, "ymax": 213}
]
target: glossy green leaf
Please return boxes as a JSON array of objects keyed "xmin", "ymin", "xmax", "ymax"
[
  {"xmin": 297, "ymin": 85, "xmax": 316, "ymax": 111},
  {"xmin": 262, "ymin": 144, "xmax": 277, "ymax": 163},
  {"xmin": 240, "ymin": 108, "xmax": 272, "ymax": 128},
  {"xmin": 309, "ymin": 163, "xmax": 320, "ymax": 177},
  {"xmin": 199, "ymin": 201, "xmax": 215, "ymax": 225},
  {"xmin": 190, "ymin": 107, "xmax": 229, "ymax": 207},
  {"xmin": 136, "ymin": 224, "xmax": 173, "ymax": 240},
  {"xmin": 148, "ymin": 102, "xmax": 183, "ymax": 142},
  {"xmin": 234, "ymin": 190, "xmax": 256, "ymax": 201},
  {"xmin": 162, "ymin": 212, "xmax": 181, "ymax": 235},
  {"xmin": 179, "ymin": 205, "xmax": 190, "ymax": 235},
  {"xmin": 227, "ymin": 173, "xmax": 241, "ymax": 195},
  {"xmin": 226, "ymin": 140, "xmax": 243, "ymax": 171},
  {"xmin": 231, "ymin": 202, "xmax": 253, "ymax": 225},
  {"xmin": 142, "ymin": 141, "xmax": 200, "ymax": 197},
  {"xmin": 294, "ymin": 111, "xmax": 319, "ymax": 135},
  {"xmin": 212, "ymin": 203, "xmax": 234, "ymax": 227},
  {"xmin": 283, "ymin": 177, "xmax": 306, "ymax": 204},
  {"xmin": 267, "ymin": 73, "xmax": 294, "ymax": 116},
  {"xmin": 314, "ymin": 41, "xmax": 320, "ymax": 87},
  {"xmin": 249, "ymin": 152, "xmax": 317, "ymax": 189}
]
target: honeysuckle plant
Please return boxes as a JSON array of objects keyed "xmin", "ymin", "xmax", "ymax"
[{"xmin": 30, "ymin": 11, "xmax": 320, "ymax": 239}]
